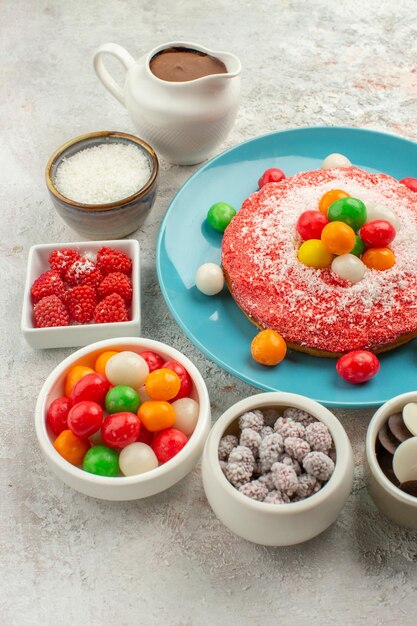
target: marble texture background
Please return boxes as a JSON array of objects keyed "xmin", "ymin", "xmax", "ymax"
[{"xmin": 1, "ymin": 0, "xmax": 417, "ymax": 624}]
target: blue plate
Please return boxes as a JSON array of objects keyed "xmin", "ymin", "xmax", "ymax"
[{"xmin": 156, "ymin": 127, "xmax": 417, "ymax": 407}]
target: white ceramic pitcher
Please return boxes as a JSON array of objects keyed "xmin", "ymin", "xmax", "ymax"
[{"xmin": 93, "ymin": 42, "xmax": 241, "ymax": 165}]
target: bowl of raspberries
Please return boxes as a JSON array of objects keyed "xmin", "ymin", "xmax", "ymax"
[
  {"xmin": 21, "ymin": 240, "xmax": 140, "ymax": 348},
  {"xmin": 201, "ymin": 392, "xmax": 354, "ymax": 546}
]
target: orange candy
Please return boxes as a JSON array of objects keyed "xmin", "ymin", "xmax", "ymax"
[
  {"xmin": 137, "ymin": 401, "xmax": 176, "ymax": 432},
  {"xmin": 95, "ymin": 351, "xmax": 119, "ymax": 377},
  {"xmin": 362, "ymin": 247, "xmax": 396, "ymax": 270},
  {"xmin": 145, "ymin": 368, "xmax": 181, "ymax": 401},
  {"xmin": 54, "ymin": 429, "xmax": 90, "ymax": 465},
  {"xmin": 319, "ymin": 189, "xmax": 350, "ymax": 215},
  {"xmin": 64, "ymin": 365, "xmax": 95, "ymax": 398},
  {"xmin": 251, "ymin": 329, "xmax": 287, "ymax": 366},
  {"xmin": 321, "ymin": 221, "xmax": 356, "ymax": 255}
]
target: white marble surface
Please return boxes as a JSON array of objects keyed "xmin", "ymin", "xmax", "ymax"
[{"xmin": 2, "ymin": 1, "xmax": 417, "ymax": 624}]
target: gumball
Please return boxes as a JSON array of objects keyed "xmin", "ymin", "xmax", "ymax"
[
  {"xmin": 71, "ymin": 373, "xmax": 109, "ymax": 406},
  {"xmin": 251, "ymin": 329, "xmax": 287, "ymax": 366},
  {"xmin": 105, "ymin": 385, "xmax": 141, "ymax": 414},
  {"xmin": 360, "ymin": 220, "xmax": 396, "ymax": 248},
  {"xmin": 152, "ymin": 428, "xmax": 188, "ymax": 464},
  {"xmin": 67, "ymin": 401, "xmax": 103, "ymax": 438},
  {"xmin": 365, "ymin": 203, "xmax": 401, "ymax": 231},
  {"xmin": 362, "ymin": 247, "xmax": 395, "ymax": 271},
  {"xmin": 119, "ymin": 442, "xmax": 159, "ymax": 476},
  {"xmin": 321, "ymin": 221, "xmax": 356, "ymax": 255},
  {"xmin": 101, "ymin": 412, "xmax": 141, "ymax": 449},
  {"xmin": 350, "ymin": 235, "xmax": 366, "ymax": 258},
  {"xmin": 327, "ymin": 197, "xmax": 367, "ymax": 231},
  {"xmin": 296, "ymin": 210, "xmax": 329, "ymax": 240},
  {"xmin": 400, "ymin": 177, "xmax": 417, "ymax": 193},
  {"xmin": 139, "ymin": 351, "xmax": 165, "ymax": 373},
  {"xmin": 47, "ymin": 397, "xmax": 72, "ymax": 436},
  {"xmin": 331, "ymin": 254, "xmax": 366, "ymax": 284},
  {"xmin": 137, "ymin": 424, "xmax": 154, "ymax": 446},
  {"xmin": 137, "ymin": 384, "xmax": 152, "ymax": 402},
  {"xmin": 83, "ymin": 445, "xmax": 119, "ymax": 476},
  {"xmin": 207, "ymin": 202, "xmax": 236, "ymax": 232},
  {"xmin": 145, "ymin": 368, "xmax": 181, "ymax": 401},
  {"xmin": 94, "ymin": 350, "xmax": 119, "ymax": 376},
  {"xmin": 54, "ymin": 429, "xmax": 90, "ymax": 465},
  {"xmin": 336, "ymin": 350, "xmax": 380, "ymax": 384},
  {"xmin": 162, "ymin": 360, "xmax": 193, "ymax": 400},
  {"xmin": 137, "ymin": 401, "xmax": 176, "ymax": 432},
  {"xmin": 195, "ymin": 263, "xmax": 224, "ymax": 296},
  {"xmin": 64, "ymin": 365, "xmax": 95, "ymax": 398},
  {"xmin": 318, "ymin": 189, "xmax": 350, "ymax": 214},
  {"xmin": 105, "ymin": 351, "xmax": 149, "ymax": 388},
  {"xmin": 321, "ymin": 153, "xmax": 351, "ymax": 170},
  {"xmin": 297, "ymin": 240, "xmax": 332, "ymax": 268},
  {"xmin": 172, "ymin": 398, "xmax": 199, "ymax": 436},
  {"xmin": 258, "ymin": 168, "xmax": 286, "ymax": 188}
]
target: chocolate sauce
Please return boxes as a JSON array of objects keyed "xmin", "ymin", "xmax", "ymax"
[{"xmin": 150, "ymin": 47, "xmax": 227, "ymax": 82}]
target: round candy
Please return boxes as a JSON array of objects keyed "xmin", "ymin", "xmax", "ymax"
[
  {"xmin": 172, "ymin": 398, "xmax": 199, "ymax": 436},
  {"xmin": 321, "ymin": 221, "xmax": 356, "ymax": 256},
  {"xmin": 258, "ymin": 167, "xmax": 286, "ymax": 188},
  {"xmin": 137, "ymin": 384, "xmax": 152, "ymax": 403},
  {"xmin": 64, "ymin": 365, "xmax": 95, "ymax": 398},
  {"xmin": 101, "ymin": 412, "xmax": 141, "ymax": 449},
  {"xmin": 318, "ymin": 189, "xmax": 350, "ymax": 215},
  {"xmin": 296, "ymin": 210, "xmax": 329, "ymax": 240},
  {"xmin": 331, "ymin": 254, "xmax": 366, "ymax": 284},
  {"xmin": 360, "ymin": 220, "xmax": 396, "ymax": 248},
  {"xmin": 139, "ymin": 351, "xmax": 165, "ymax": 373},
  {"xmin": 145, "ymin": 368, "xmax": 181, "ymax": 401},
  {"xmin": 297, "ymin": 239, "xmax": 332, "ymax": 268},
  {"xmin": 207, "ymin": 202, "xmax": 236, "ymax": 232},
  {"xmin": 54, "ymin": 429, "xmax": 90, "ymax": 465},
  {"xmin": 94, "ymin": 350, "xmax": 119, "ymax": 377},
  {"xmin": 47, "ymin": 397, "xmax": 72, "ymax": 436},
  {"xmin": 365, "ymin": 203, "xmax": 401, "ymax": 231},
  {"xmin": 321, "ymin": 153, "xmax": 351, "ymax": 170},
  {"xmin": 105, "ymin": 385, "xmax": 141, "ymax": 414},
  {"xmin": 67, "ymin": 401, "xmax": 103, "ymax": 438},
  {"xmin": 362, "ymin": 247, "xmax": 395, "ymax": 271},
  {"xmin": 251, "ymin": 329, "xmax": 287, "ymax": 366},
  {"xmin": 152, "ymin": 428, "xmax": 188, "ymax": 464},
  {"xmin": 137, "ymin": 424, "xmax": 154, "ymax": 445},
  {"xmin": 400, "ymin": 177, "xmax": 417, "ymax": 193},
  {"xmin": 119, "ymin": 442, "xmax": 159, "ymax": 476},
  {"xmin": 71, "ymin": 373, "xmax": 109, "ymax": 406},
  {"xmin": 327, "ymin": 197, "xmax": 367, "ymax": 231},
  {"xmin": 336, "ymin": 350, "xmax": 380, "ymax": 384},
  {"xmin": 105, "ymin": 351, "xmax": 149, "ymax": 388},
  {"xmin": 350, "ymin": 235, "xmax": 366, "ymax": 258},
  {"xmin": 162, "ymin": 361, "xmax": 192, "ymax": 400},
  {"xmin": 137, "ymin": 401, "xmax": 176, "ymax": 432},
  {"xmin": 402, "ymin": 403, "xmax": 417, "ymax": 436},
  {"xmin": 195, "ymin": 263, "xmax": 224, "ymax": 296},
  {"xmin": 393, "ymin": 438, "xmax": 417, "ymax": 483},
  {"xmin": 83, "ymin": 445, "xmax": 119, "ymax": 477}
]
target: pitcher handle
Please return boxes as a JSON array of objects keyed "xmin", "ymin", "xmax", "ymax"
[{"xmin": 93, "ymin": 43, "xmax": 135, "ymax": 106}]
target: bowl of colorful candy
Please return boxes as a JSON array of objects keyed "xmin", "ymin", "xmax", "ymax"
[
  {"xmin": 201, "ymin": 392, "xmax": 353, "ymax": 546},
  {"xmin": 35, "ymin": 337, "xmax": 211, "ymax": 500}
]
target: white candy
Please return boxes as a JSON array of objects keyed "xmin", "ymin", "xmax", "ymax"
[
  {"xmin": 195, "ymin": 263, "xmax": 224, "ymax": 296},
  {"xmin": 137, "ymin": 384, "xmax": 152, "ymax": 402},
  {"xmin": 365, "ymin": 202, "xmax": 401, "ymax": 231},
  {"xmin": 321, "ymin": 153, "xmax": 351, "ymax": 170},
  {"xmin": 105, "ymin": 351, "xmax": 149, "ymax": 388},
  {"xmin": 119, "ymin": 442, "xmax": 159, "ymax": 476},
  {"xmin": 172, "ymin": 398, "xmax": 199, "ymax": 436},
  {"xmin": 331, "ymin": 254, "xmax": 366, "ymax": 284},
  {"xmin": 393, "ymin": 438, "xmax": 417, "ymax": 483},
  {"xmin": 402, "ymin": 403, "xmax": 417, "ymax": 436}
]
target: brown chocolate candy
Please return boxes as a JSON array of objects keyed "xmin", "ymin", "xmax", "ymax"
[
  {"xmin": 377, "ymin": 421, "xmax": 399, "ymax": 455},
  {"xmin": 388, "ymin": 412, "xmax": 413, "ymax": 443}
]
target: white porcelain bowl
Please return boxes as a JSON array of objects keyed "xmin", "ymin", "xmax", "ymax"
[
  {"xmin": 35, "ymin": 337, "xmax": 211, "ymax": 500},
  {"xmin": 22, "ymin": 240, "xmax": 140, "ymax": 349},
  {"xmin": 202, "ymin": 392, "xmax": 353, "ymax": 546},
  {"xmin": 366, "ymin": 391, "xmax": 417, "ymax": 529}
]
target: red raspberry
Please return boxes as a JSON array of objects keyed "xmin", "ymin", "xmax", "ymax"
[
  {"xmin": 31, "ymin": 270, "xmax": 65, "ymax": 302},
  {"xmin": 96, "ymin": 247, "xmax": 132, "ymax": 276},
  {"xmin": 33, "ymin": 295, "xmax": 70, "ymax": 328},
  {"xmin": 64, "ymin": 285, "xmax": 98, "ymax": 323},
  {"xmin": 94, "ymin": 293, "xmax": 129, "ymax": 324},
  {"xmin": 48, "ymin": 248, "xmax": 81, "ymax": 276},
  {"xmin": 65, "ymin": 258, "xmax": 102, "ymax": 288},
  {"xmin": 98, "ymin": 272, "xmax": 133, "ymax": 302}
]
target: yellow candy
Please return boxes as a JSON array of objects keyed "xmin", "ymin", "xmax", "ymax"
[
  {"xmin": 64, "ymin": 365, "xmax": 95, "ymax": 398},
  {"xmin": 298, "ymin": 239, "xmax": 332, "ymax": 268}
]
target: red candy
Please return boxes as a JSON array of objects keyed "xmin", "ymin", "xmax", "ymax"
[
  {"xmin": 140, "ymin": 351, "xmax": 165, "ymax": 373},
  {"xmin": 67, "ymin": 401, "xmax": 103, "ymax": 438},
  {"xmin": 258, "ymin": 168, "xmax": 286, "ymax": 188},
  {"xmin": 360, "ymin": 220, "xmax": 396, "ymax": 248},
  {"xmin": 296, "ymin": 210, "xmax": 329, "ymax": 241},
  {"xmin": 400, "ymin": 177, "xmax": 417, "ymax": 193},
  {"xmin": 71, "ymin": 373, "xmax": 109, "ymax": 406},
  {"xmin": 152, "ymin": 428, "xmax": 188, "ymax": 464},
  {"xmin": 336, "ymin": 350, "xmax": 380, "ymax": 384},
  {"xmin": 101, "ymin": 412, "xmax": 141, "ymax": 449},
  {"xmin": 137, "ymin": 424, "xmax": 154, "ymax": 446},
  {"xmin": 46, "ymin": 397, "xmax": 72, "ymax": 436},
  {"xmin": 162, "ymin": 360, "xmax": 192, "ymax": 400}
]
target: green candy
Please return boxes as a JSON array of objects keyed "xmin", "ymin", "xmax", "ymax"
[
  {"xmin": 207, "ymin": 201, "xmax": 236, "ymax": 233},
  {"xmin": 328, "ymin": 197, "xmax": 367, "ymax": 231},
  {"xmin": 350, "ymin": 235, "xmax": 366, "ymax": 258},
  {"xmin": 105, "ymin": 385, "xmax": 141, "ymax": 414},
  {"xmin": 83, "ymin": 446, "xmax": 119, "ymax": 477}
]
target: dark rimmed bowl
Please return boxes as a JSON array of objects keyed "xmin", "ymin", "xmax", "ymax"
[{"xmin": 45, "ymin": 131, "xmax": 159, "ymax": 240}]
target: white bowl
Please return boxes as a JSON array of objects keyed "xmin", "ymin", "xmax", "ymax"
[
  {"xmin": 35, "ymin": 337, "xmax": 211, "ymax": 500},
  {"xmin": 366, "ymin": 391, "xmax": 417, "ymax": 529},
  {"xmin": 21, "ymin": 240, "xmax": 140, "ymax": 349},
  {"xmin": 202, "ymin": 392, "xmax": 353, "ymax": 546}
]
